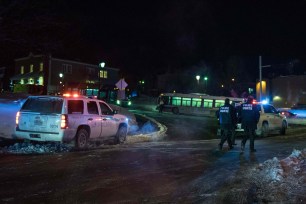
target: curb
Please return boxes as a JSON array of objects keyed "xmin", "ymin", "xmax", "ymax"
[{"xmin": 126, "ymin": 114, "xmax": 167, "ymax": 143}]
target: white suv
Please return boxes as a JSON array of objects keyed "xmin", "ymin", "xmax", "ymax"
[
  {"xmin": 15, "ymin": 94, "xmax": 129, "ymax": 149},
  {"xmin": 236, "ymin": 103, "xmax": 288, "ymax": 136}
]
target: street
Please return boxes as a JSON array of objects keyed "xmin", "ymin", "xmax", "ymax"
[{"xmin": 0, "ymin": 105, "xmax": 306, "ymax": 203}]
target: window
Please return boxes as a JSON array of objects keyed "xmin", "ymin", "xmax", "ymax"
[
  {"xmin": 39, "ymin": 63, "xmax": 43, "ymax": 71},
  {"xmin": 62, "ymin": 64, "xmax": 72, "ymax": 74},
  {"xmin": 99, "ymin": 102, "xmax": 112, "ymax": 115},
  {"xmin": 38, "ymin": 76, "xmax": 44, "ymax": 85},
  {"xmin": 21, "ymin": 66, "xmax": 24, "ymax": 74},
  {"xmin": 99, "ymin": 70, "xmax": 108, "ymax": 78},
  {"xmin": 22, "ymin": 97, "xmax": 63, "ymax": 114},
  {"xmin": 68, "ymin": 100, "xmax": 84, "ymax": 114},
  {"xmin": 30, "ymin": 64, "xmax": 34, "ymax": 73},
  {"xmin": 191, "ymin": 98, "xmax": 202, "ymax": 107},
  {"xmin": 28, "ymin": 78, "xmax": 34, "ymax": 84},
  {"xmin": 203, "ymin": 99, "xmax": 213, "ymax": 108},
  {"xmin": 263, "ymin": 105, "xmax": 277, "ymax": 114},
  {"xmin": 182, "ymin": 97, "xmax": 191, "ymax": 106},
  {"xmin": 172, "ymin": 97, "xmax": 181, "ymax": 106},
  {"xmin": 215, "ymin": 100, "xmax": 224, "ymax": 108},
  {"xmin": 87, "ymin": 101, "xmax": 98, "ymax": 114}
]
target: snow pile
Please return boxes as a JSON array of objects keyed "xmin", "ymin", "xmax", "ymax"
[
  {"xmin": 1, "ymin": 142, "xmax": 72, "ymax": 154},
  {"xmin": 217, "ymin": 149, "xmax": 306, "ymax": 203}
]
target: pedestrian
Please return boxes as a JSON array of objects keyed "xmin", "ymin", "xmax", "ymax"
[
  {"xmin": 158, "ymin": 97, "xmax": 164, "ymax": 113},
  {"xmin": 218, "ymin": 98, "xmax": 237, "ymax": 150},
  {"xmin": 239, "ymin": 96, "xmax": 260, "ymax": 153}
]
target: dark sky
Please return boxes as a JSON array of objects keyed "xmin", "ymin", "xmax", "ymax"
[{"xmin": 1, "ymin": 0, "xmax": 306, "ymax": 83}]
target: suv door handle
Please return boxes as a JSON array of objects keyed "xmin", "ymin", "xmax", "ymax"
[{"xmin": 88, "ymin": 118, "xmax": 93, "ymax": 121}]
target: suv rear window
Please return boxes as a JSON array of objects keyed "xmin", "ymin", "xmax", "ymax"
[{"xmin": 21, "ymin": 97, "xmax": 63, "ymax": 114}]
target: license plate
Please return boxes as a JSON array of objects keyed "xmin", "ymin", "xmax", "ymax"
[{"xmin": 30, "ymin": 134, "xmax": 41, "ymax": 138}]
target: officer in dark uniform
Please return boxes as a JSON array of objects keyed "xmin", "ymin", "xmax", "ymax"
[
  {"xmin": 218, "ymin": 98, "xmax": 237, "ymax": 150},
  {"xmin": 239, "ymin": 96, "xmax": 260, "ymax": 153}
]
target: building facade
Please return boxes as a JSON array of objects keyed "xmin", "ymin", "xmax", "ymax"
[
  {"xmin": 10, "ymin": 53, "xmax": 119, "ymax": 97},
  {"xmin": 271, "ymin": 75, "xmax": 306, "ymax": 108}
]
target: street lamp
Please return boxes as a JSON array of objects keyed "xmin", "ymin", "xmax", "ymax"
[
  {"xmin": 196, "ymin": 75, "xmax": 200, "ymax": 85},
  {"xmin": 259, "ymin": 56, "xmax": 271, "ymax": 101},
  {"xmin": 59, "ymin": 73, "xmax": 64, "ymax": 93},
  {"xmin": 98, "ymin": 62, "xmax": 105, "ymax": 98},
  {"xmin": 204, "ymin": 76, "xmax": 208, "ymax": 93}
]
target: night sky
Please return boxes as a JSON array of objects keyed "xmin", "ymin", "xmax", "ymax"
[{"xmin": 1, "ymin": 0, "xmax": 306, "ymax": 88}]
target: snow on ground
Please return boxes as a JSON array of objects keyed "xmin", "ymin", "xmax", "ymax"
[
  {"xmin": 210, "ymin": 149, "xmax": 306, "ymax": 203},
  {"xmin": 0, "ymin": 101, "xmax": 21, "ymax": 139}
]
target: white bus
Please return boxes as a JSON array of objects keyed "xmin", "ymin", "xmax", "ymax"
[{"xmin": 157, "ymin": 93, "xmax": 244, "ymax": 116}]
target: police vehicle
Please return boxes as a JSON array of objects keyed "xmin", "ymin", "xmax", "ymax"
[
  {"xmin": 15, "ymin": 93, "xmax": 130, "ymax": 149},
  {"xmin": 236, "ymin": 102, "xmax": 288, "ymax": 137}
]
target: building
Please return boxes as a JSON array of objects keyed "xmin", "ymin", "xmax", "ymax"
[
  {"xmin": 271, "ymin": 75, "xmax": 306, "ymax": 108},
  {"xmin": 10, "ymin": 53, "xmax": 119, "ymax": 98}
]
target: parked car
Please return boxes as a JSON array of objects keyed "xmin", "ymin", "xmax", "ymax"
[
  {"xmin": 14, "ymin": 94, "xmax": 130, "ymax": 149},
  {"xmin": 116, "ymin": 98, "xmax": 132, "ymax": 107},
  {"xmin": 236, "ymin": 103, "xmax": 288, "ymax": 137}
]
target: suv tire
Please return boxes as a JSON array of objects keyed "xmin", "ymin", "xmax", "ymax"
[
  {"xmin": 116, "ymin": 125, "xmax": 127, "ymax": 144},
  {"xmin": 76, "ymin": 129, "xmax": 89, "ymax": 149}
]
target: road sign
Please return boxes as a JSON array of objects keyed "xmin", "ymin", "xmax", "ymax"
[{"xmin": 116, "ymin": 79, "xmax": 128, "ymax": 90}]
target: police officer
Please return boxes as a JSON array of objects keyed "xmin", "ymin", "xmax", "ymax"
[
  {"xmin": 218, "ymin": 98, "xmax": 237, "ymax": 150},
  {"xmin": 239, "ymin": 96, "xmax": 260, "ymax": 153}
]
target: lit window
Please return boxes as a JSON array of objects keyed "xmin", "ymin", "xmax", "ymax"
[
  {"xmin": 192, "ymin": 98, "xmax": 202, "ymax": 107},
  {"xmin": 99, "ymin": 70, "xmax": 108, "ymax": 79},
  {"xmin": 172, "ymin": 97, "xmax": 181, "ymax": 106},
  {"xmin": 214, "ymin": 100, "xmax": 225, "ymax": 108},
  {"xmin": 21, "ymin": 66, "xmax": 24, "ymax": 74},
  {"xmin": 29, "ymin": 78, "xmax": 34, "ymax": 84},
  {"xmin": 38, "ymin": 76, "xmax": 44, "ymax": 85},
  {"xmin": 40, "ymin": 63, "xmax": 43, "ymax": 71},
  {"xmin": 20, "ymin": 79, "xmax": 24, "ymax": 84},
  {"xmin": 203, "ymin": 99, "xmax": 213, "ymax": 108},
  {"xmin": 30, "ymin": 64, "xmax": 34, "ymax": 73},
  {"xmin": 182, "ymin": 98, "xmax": 191, "ymax": 106}
]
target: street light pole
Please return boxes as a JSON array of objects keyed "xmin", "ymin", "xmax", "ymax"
[
  {"xmin": 98, "ymin": 62, "xmax": 105, "ymax": 99},
  {"xmin": 259, "ymin": 56, "xmax": 271, "ymax": 102}
]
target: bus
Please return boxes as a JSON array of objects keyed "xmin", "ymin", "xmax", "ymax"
[{"xmin": 157, "ymin": 93, "xmax": 244, "ymax": 116}]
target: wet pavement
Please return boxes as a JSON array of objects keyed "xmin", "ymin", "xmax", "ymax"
[{"xmin": 0, "ymin": 131, "xmax": 305, "ymax": 203}]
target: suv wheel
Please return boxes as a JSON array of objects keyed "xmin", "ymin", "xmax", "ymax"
[
  {"xmin": 116, "ymin": 125, "xmax": 127, "ymax": 144},
  {"xmin": 76, "ymin": 129, "xmax": 89, "ymax": 149},
  {"xmin": 261, "ymin": 122, "xmax": 269, "ymax": 137},
  {"xmin": 280, "ymin": 121, "xmax": 287, "ymax": 135}
]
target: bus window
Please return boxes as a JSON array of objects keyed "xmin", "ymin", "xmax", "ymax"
[
  {"xmin": 215, "ymin": 99, "xmax": 224, "ymax": 108},
  {"xmin": 172, "ymin": 97, "xmax": 181, "ymax": 106},
  {"xmin": 182, "ymin": 97, "xmax": 191, "ymax": 106},
  {"xmin": 192, "ymin": 98, "xmax": 202, "ymax": 107},
  {"xmin": 204, "ymin": 99, "xmax": 213, "ymax": 108}
]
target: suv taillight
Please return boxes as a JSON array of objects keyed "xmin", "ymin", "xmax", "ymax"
[
  {"xmin": 61, "ymin": 114, "xmax": 68, "ymax": 129},
  {"xmin": 16, "ymin": 111, "xmax": 20, "ymax": 127}
]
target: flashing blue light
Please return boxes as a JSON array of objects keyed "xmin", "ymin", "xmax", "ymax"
[{"xmin": 261, "ymin": 99, "xmax": 268, "ymax": 104}]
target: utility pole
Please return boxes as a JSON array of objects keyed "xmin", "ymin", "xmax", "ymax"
[{"xmin": 259, "ymin": 56, "xmax": 271, "ymax": 102}]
